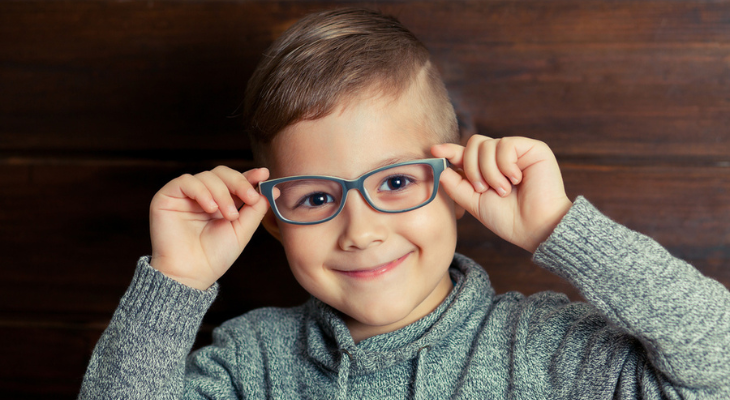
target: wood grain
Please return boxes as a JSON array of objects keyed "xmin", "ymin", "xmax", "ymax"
[
  {"xmin": 3, "ymin": 1, "xmax": 730, "ymax": 158},
  {"xmin": 1, "ymin": 0, "xmax": 729, "ymax": 397}
]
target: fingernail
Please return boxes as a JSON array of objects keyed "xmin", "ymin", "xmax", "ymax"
[
  {"xmin": 246, "ymin": 188, "xmax": 258, "ymax": 199},
  {"xmin": 497, "ymin": 187, "xmax": 507, "ymax": 197},
  {"xmin": 510, "ymin": 176, "xmax": 519, "ymax": 185},
  {"xmin": 474, "ymin": 182, "xmax": 487, "ymax": 192},
  {"xmin": 228, "ymin": 205, "xmax": 239, "ymax": 215}
]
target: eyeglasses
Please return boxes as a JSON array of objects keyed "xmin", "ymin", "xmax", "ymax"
[{"xmin": 259, "ymin": 158, "xmax": 448, "ymax": 225}]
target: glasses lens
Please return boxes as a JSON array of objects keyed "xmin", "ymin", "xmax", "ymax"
[
  {"xmin": 272, "ymin": 179, "xmax": 343, "ymax": 223},
  {"xmin": 363, "ymin": 163, "xmax": 435, "ymax": 212}
]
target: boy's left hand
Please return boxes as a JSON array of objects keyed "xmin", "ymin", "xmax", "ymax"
[{"xmin": 432, "ymin": 136, "xmax": 572, "ymax": 253}]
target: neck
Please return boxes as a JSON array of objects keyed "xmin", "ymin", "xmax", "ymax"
[{"xmin": 344, "ymin": 272, "xmax": 453, "ymax": 343}]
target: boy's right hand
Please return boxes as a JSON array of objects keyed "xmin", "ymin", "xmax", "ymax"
[{"xmin": 148, "ymin": 166, "xmax": 271, "ymax": 290}]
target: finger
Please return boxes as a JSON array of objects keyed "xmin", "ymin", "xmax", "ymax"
[
  {"xmin": 477, "ymin": 139, "xmax": 512, "ymax": 197},
  {"xmin": 231, "ymin": 186, "xmax": 271, "ymax": 247},
  {"xmin": 438, "ymin": 168, "xmax": 495, "ymax": 218},
  {"xmin": 236, "ymin": 168, "xmax": 272, "ymax": 209},
  {"xmin": 462, "ymin": 136, "xmax": 490, "ymax": 193},
  {"xmin": 495, "ymin": 137, "xmax": 524, "ymax": 186},
  {"xmin": 241, "ymin": 167, "xmax": 270, "ymax": 204},
  {"xmin": 211, "ymin": 166, "xmax": 268, "ymax": 211},
  {"xmin": 171, "ymin": 174, "xmax": 219, "ymax": 214},
  {"xmin": 512, "ymin": 138, "xmax": 556, "ymax": 174},
  {"xmin": 430, "ymin": 143, "xmax": 466, "ymax": 168},
  {"xmin": 195, "ymin": 170, "xmax": 240, "ymax": 220}
]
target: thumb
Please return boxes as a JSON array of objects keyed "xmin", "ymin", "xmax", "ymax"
[
  {"xmin": 232, "ymin": 191, "xmax": 270, "ymax": 248},
  {"xmin": 439, "ymin": 168, "xmax": 481, "ymax": 216}
]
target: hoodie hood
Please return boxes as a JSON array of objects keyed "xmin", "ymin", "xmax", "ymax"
[{"xmin": 303, "ymin": 253, "xmax": 495, "ymax": 377}]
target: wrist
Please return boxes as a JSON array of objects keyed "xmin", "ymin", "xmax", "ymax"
[
  {"xmin": 149, "ymin": 255, "xmax": 215, "ymax": 291},
  {"xmin": 524, "ymin": 197, "xmax": 573, "ymax": 253}
]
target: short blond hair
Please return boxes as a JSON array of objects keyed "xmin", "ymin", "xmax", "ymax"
[{"xmin": 243, "ymin": 8, "xmax": 458, "ymax": 164}]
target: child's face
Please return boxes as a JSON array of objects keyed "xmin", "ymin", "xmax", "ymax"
[{"xmin": 264, "ymin": 87, "xmax": 460, "ymax": 341}]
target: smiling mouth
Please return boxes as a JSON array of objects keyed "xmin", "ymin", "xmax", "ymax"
[{"xmin": 336, "ymin": 252, "xmax": 411, "ymax": 279}]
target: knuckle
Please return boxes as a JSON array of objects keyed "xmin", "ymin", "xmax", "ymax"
[
  {"xmin": 175, "ymin": 173, "xmax": 198, "ymax": 187},
  {"xmin": 194, "ymin": 170, "xmax": 213, "ymax": 180},
  {"xmin": 477, "ymin": 139, "xmax": 493, "ymax": 155},
  {"xmin": 498, "ymin": 136, "xmax": 513, "ymax": 146},
  {"xmin": 233, "ymin": 171, "xmax": 250, "ymax": 184},
  {"xmin": 212, "ymin": 165, "xmax": 229, "ymax": 174},
  {"xmin": 466, "ymin": 134, "xmax": 484, "ymax": 146}
]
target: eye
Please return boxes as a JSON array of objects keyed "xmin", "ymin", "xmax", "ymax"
[
  {"xmin": 299, "ymin": 192, "xmax": 335, "ymax": 208},
  {"xmin": 378, "ymin": 175, "xmax": 414, "ymax": 192}
]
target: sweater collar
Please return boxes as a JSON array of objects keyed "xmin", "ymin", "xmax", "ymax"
[{"xmin": 303, "ymin": 253, "xmax": 495, "ymax": 376}]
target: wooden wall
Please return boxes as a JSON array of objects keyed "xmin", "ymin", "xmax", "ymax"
[{"xmin": 2, "ymin": 1, "xmax": 729, "ymax": 398}]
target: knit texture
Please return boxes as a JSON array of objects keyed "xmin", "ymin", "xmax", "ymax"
[{"xmin": 79, "ymin": 197, "xmax": 730, "ymax": 399}]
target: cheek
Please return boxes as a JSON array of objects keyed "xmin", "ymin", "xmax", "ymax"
[
  {"xmin": 279, "ymin": 225, "xmax": 331, "ymax": 277},
  {"xmin": 398, "ymin": 192, "xmax": 458, "ymax": 248}
]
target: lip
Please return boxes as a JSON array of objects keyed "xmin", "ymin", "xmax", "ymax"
[{"xmin": 335, "ymin": 252, "xmax": 411, "ymax": 279}]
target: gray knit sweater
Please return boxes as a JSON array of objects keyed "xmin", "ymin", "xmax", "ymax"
[{"xmin": 79, "ymin": 197, "xmax": 730, "ymax": 399}]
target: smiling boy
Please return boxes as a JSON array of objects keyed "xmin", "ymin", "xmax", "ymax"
[
  {"xmin": 259, "ymin": 79, "xmax": 462, "ymax": 342},
  {"xmin": 79, "ymin": 8, "xmax": 730, "ymax": 399}
]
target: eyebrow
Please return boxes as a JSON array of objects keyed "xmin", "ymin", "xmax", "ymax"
[
  {"xmin": 368, "ymin": 153, "xmax": 426, "ymax": 171},
  {"xmin": 273, "ymin": 153, "xmax": 429, "ymax": 181},
  {"xmin": 276, "ymin": 178, "xmax": 340, "ymax": 189}
]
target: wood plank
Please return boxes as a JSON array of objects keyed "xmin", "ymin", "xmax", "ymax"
[
  {"xmin": 0, "ymin": 322, "xmax": 103, "ymax": 399},
  {"xmin": 0, "ymin": 1, "xmax": 278, "ymax": 152},
  {"xmin": 2, "ymin": 1, "xmax": 730, "ymax": 158},
  {"xmin": 401, "ymin": 1, "xmax": 730, "ymax": 45},
  {"xmin": 437, "ymin": 43, "xmax": 730, "ymax": 158}
]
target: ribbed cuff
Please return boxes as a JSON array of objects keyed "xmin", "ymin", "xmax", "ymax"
[
  {"xmin": 532, "ymin": 196, "xmax": 682, "ymax": 321},
  {"xmin": 114, "ymin": 256, "xmax": 219, "ymax": 341}
]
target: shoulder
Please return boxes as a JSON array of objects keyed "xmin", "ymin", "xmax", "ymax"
[
  {"xmin": 497, "ymin": 291, "xmax": 626, "ymax": 362},
  {"xmin": 501, "ymin": 290, "xmax": 599, "ymax": 319},
  {"xmin": 188, "ymin": 304, "xmax": 309, "ymax": 374},
  {"xmin": 490, "ymin": 290, "xmax": 608, "ymax": 336},
  {"xmin": 450, "ymin": 254, "xmax": 600, "ymax": 329}
]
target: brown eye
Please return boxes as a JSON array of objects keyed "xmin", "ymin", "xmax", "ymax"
[
  {"xmin": 300, "ymin": 192, "xmax": 335, "ymax": 207},
  {"xmin": 378, "ymin": 175, "xmax": 413, "ymax": 192}
]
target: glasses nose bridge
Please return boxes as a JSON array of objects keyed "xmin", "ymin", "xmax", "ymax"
[{"xmin": 340, "ymin": 176, "xmax": 373, "ymax": 209}]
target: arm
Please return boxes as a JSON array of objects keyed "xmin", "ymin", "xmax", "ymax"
[
  {"xmin": 79, "ymin": 166, "xmax": 272, "ymax": 398},
  {"xmin": 534, "ymin": 197, "xmax": 730, "ymax": 391},
  {"xmin": 78, "ymin": 258, "xmax": 218, "ymax": 399},
  {"xmin": 433, "ymin": 136, "xmax": 730, "ymax": 394}
]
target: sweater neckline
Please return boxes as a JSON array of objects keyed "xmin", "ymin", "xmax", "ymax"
[{"xmin": 303, "ymin": 253, "xmax": 495, "ymax": 376}]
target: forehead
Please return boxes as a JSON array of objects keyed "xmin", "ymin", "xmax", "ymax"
[{"xmin": 268, "ymin": 89, "xmax": 440, "ymax": 180}]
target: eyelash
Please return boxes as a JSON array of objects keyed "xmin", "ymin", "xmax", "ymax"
[
  {"xmin": 295, "ymin": 192, "xmax": 336, "ymax": 209},
  {"xmin": 377, "ymin": 174, "xmax": 416, "ymax": 192}
]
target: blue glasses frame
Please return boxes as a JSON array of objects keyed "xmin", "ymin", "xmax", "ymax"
[{"xmin": 259, "ymin": 158, "xmax": 449, "ymax": 225}]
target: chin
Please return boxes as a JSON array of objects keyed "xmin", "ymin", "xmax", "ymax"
[{"xmin": 347, "ymin": 300, "xmax": 418, "ymax": 328}]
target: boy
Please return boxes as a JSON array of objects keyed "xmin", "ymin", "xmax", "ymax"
[{"xmin": 79, "ymin": 8, "xmax": 730, "ymax": 399}]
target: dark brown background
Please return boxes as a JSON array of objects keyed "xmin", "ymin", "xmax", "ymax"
[{"xmin": 1, "ymin": 1, "xmax": 729, "ymax": 398}]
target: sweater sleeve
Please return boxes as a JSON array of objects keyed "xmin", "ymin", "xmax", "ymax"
[
  {"xmin": 78, "ymin": 257, "xmax": 218, "ymax": 399},
  {"xmin": 532, "ymin": 196, "xmax": 730, "ymax": 394}
]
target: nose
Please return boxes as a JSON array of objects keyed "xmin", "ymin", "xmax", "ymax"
[{"xmin": 337, "ymin": 189, "xmax": 388, "ymax": 251}]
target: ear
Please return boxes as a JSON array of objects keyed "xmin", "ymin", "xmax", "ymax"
[{"xmin": 261, "ymin": 209, "xmax": 282, "ymax": 242}]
